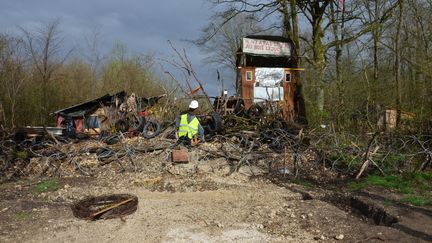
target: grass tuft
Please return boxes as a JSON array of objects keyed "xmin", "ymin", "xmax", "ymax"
[
  {"xmin": 349, "ymin": 172, "xmax": 432, "ymax": 207},
  {"xmin": 15, "ymin": 212, "xmax": 32, "ymax": 220},
  {"xmin": 348, "ymin": 180, "xmax": 368, "ymax": 191},
  {"xmin": 401, "ymin": 196, "xmax": 432, "ymax": 207},
  {"xmin": 31, "ymin": 179, "xmax": 61, "ymax": 194},
  {"xmin": 367, "ymin": 175, "xmax": 412, "ymax": 194},
  {"xmin": 291, "ymin": 179, "xmax": 314, "ymax": 188},
  {"xmin": 14, "ymin": 150, "xmax": 29, "ymax": 159}
]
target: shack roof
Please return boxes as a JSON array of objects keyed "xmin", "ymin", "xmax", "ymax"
[
  {"xmin": 52, "ymin": 92, "xmax": 167, "ymax": 118},
  {"xmin": 52, "ymin": 91, "xmax": 126, "ymax": 118},
  {"xmin": 245, "ymin": 35, "xmax": 293, "ymax": 43}
]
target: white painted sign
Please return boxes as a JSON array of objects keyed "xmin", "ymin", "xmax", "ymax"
[{"xmin": 243, "ymin": 38, "xmax": 291, "ymax": 56}]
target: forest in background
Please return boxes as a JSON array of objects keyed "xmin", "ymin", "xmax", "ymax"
[
  {"xmin": 0, "ymin": 20, "xmax": 167, "ymax": 128},
  {"xmin": 196, "ymin": 0, "xmax": 432, "ymax": 133},
  {"xmin": 1, "ymin": 0, "xmax": 432, "ymax": 134}
]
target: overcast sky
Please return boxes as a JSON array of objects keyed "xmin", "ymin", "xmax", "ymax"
[{"xmin": 0, "ymin": 0, "xmax": 226, "ymax": 95}]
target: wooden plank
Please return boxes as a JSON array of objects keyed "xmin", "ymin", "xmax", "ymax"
[
  {"xmin": 90, "ymin": 198, "xmax": 133, "ymax": 220},
  {"xmin": 284, "ymin": 68, "xmax": 305, "ymax": 71}
]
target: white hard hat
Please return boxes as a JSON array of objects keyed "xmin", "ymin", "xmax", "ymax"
[{"xmin": 189, "ymin": 100, "xmax": 199, "ymax": 109}]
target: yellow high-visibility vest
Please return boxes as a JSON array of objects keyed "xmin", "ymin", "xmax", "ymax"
[{"xmin": 178, "ymin": 114, "xmax": 199, "ymax": 139}]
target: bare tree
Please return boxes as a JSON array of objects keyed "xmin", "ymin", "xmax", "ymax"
[
  {"xmin": 82, "ymin": 26, "xmax": 104, "ymax": 81},
  {"xmin": 0, "ymin": 35, "xmax": 29, "ymax": 128},
  {"xmin": 195, "ymin": 12, "xmax": 268, "ymax": 72},
  {"xmin": 406, "ymin": 0, "xmax": 432, "ymax": 123},
  {"xmin": 206, "ymin": 1, "xmax": 369, "ymax": 114},
  {"xmin": 20, "ymin": 20, "xmax": 72, "ymax": 123}
]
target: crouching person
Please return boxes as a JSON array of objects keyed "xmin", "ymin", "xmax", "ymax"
[{"xmin": 176, "ymin": 100, "xmax": 205, "ymax": 146}]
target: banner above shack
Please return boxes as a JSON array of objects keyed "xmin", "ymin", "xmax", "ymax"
[{"xmin": 243, "ymin": 38, "xmax": 291, "ymax": 57}]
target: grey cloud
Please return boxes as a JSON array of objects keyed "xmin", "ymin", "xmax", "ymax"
[{"xmin": 0, "ymin": 0, "xmax": 225, "ymax": 95}]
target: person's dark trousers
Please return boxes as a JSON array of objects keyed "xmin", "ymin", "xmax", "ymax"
[{"xmin": 177, "ymin": 136, "xmax": 191, "ymax": 147}]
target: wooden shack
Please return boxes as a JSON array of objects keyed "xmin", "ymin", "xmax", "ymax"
[{"xmin": 235, "ymin": 35, "xmax": 306, "ymax": 123}]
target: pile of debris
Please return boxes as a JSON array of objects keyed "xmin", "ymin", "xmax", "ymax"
[
  {"xmin": 0, "ymin": 118, "xmax": 319, "ymax": 182},
  {"xmin": 0, "ymin": 85, "xmax": 319, "ymax": 182},
  {"xmin": 50, "ymin": 91, "xmax": 169, "ymax": 139}
]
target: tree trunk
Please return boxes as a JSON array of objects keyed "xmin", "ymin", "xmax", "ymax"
[
  {"xmin": 372, "ymin": 0, "xmax": 380, "ymax": 103},
  {"xmin": 281, "ymin": 0, "xmax": 292, "ymax": 39},
  {"xmin": 330, "ymin": 0, "xmax": 345, "ymax": 111},
  {"xmin": 311, "ymin": 2, "xmax": 327, "ymax": 112},
  {"xmin": 290, "ymin": 0, "xmax": 300, "ymax": 58},
  {"xmin": 394, "ymin": 0, "xmax": 404, "ymax": 126}
]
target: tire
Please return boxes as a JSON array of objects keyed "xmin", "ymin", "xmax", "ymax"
[
  {"xmin": 115, "ymin": 119, "xmax": 129, "ymax": 133},
  {"xmin": 247, "ymin": 104, "xmax": 263, "ymax": 118},
  {"xmin": 206, "ymin": 112, "xmax": 222, "ymax": 133},
  {"xmin": 270, "ymin": 120, "xmax": 288, "ymax": 130},
  {"xmin": 103, "ymin": 135, "xmax": 120, "ymax": 145},
  {"xmin": 76, "ymin": 132, "xmax": 90, "ymax": 140},
  {"xmin": 96, "ymin": 148, "xmax": 114, "ymax": 161},
  {"xmin": 129, "ymin": 115, "xmax": 145, "ymax": 132},
  {"xmin": 142, "ymin": 119, "xmax": 161, "ymax": 139},
  {"xmin": 14, "ymin": 131, "xmax": 27, "ymax": 143}
]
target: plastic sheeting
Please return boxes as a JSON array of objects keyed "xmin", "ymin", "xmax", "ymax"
[{"xmin": 253, "ymin": 68, "xmax": 284, "ymax": 103}]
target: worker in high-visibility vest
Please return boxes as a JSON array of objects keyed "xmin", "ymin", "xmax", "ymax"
[{"xmin": 175, "ymin": 100, "xmax": 205, "ymax": 146}]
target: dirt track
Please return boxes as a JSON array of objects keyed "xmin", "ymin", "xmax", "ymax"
[
  {"xmin": 0, "ymin": 139, "xmax": 431, "ymax": 243},
  {"xmin": 1, "ymin": 163, "xmax": 431, "ymax": 243}
]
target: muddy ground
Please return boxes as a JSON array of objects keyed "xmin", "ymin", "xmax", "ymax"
[{"xmin": 1, "ymin": 146, "xmax": 431, "ymax": 242}]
